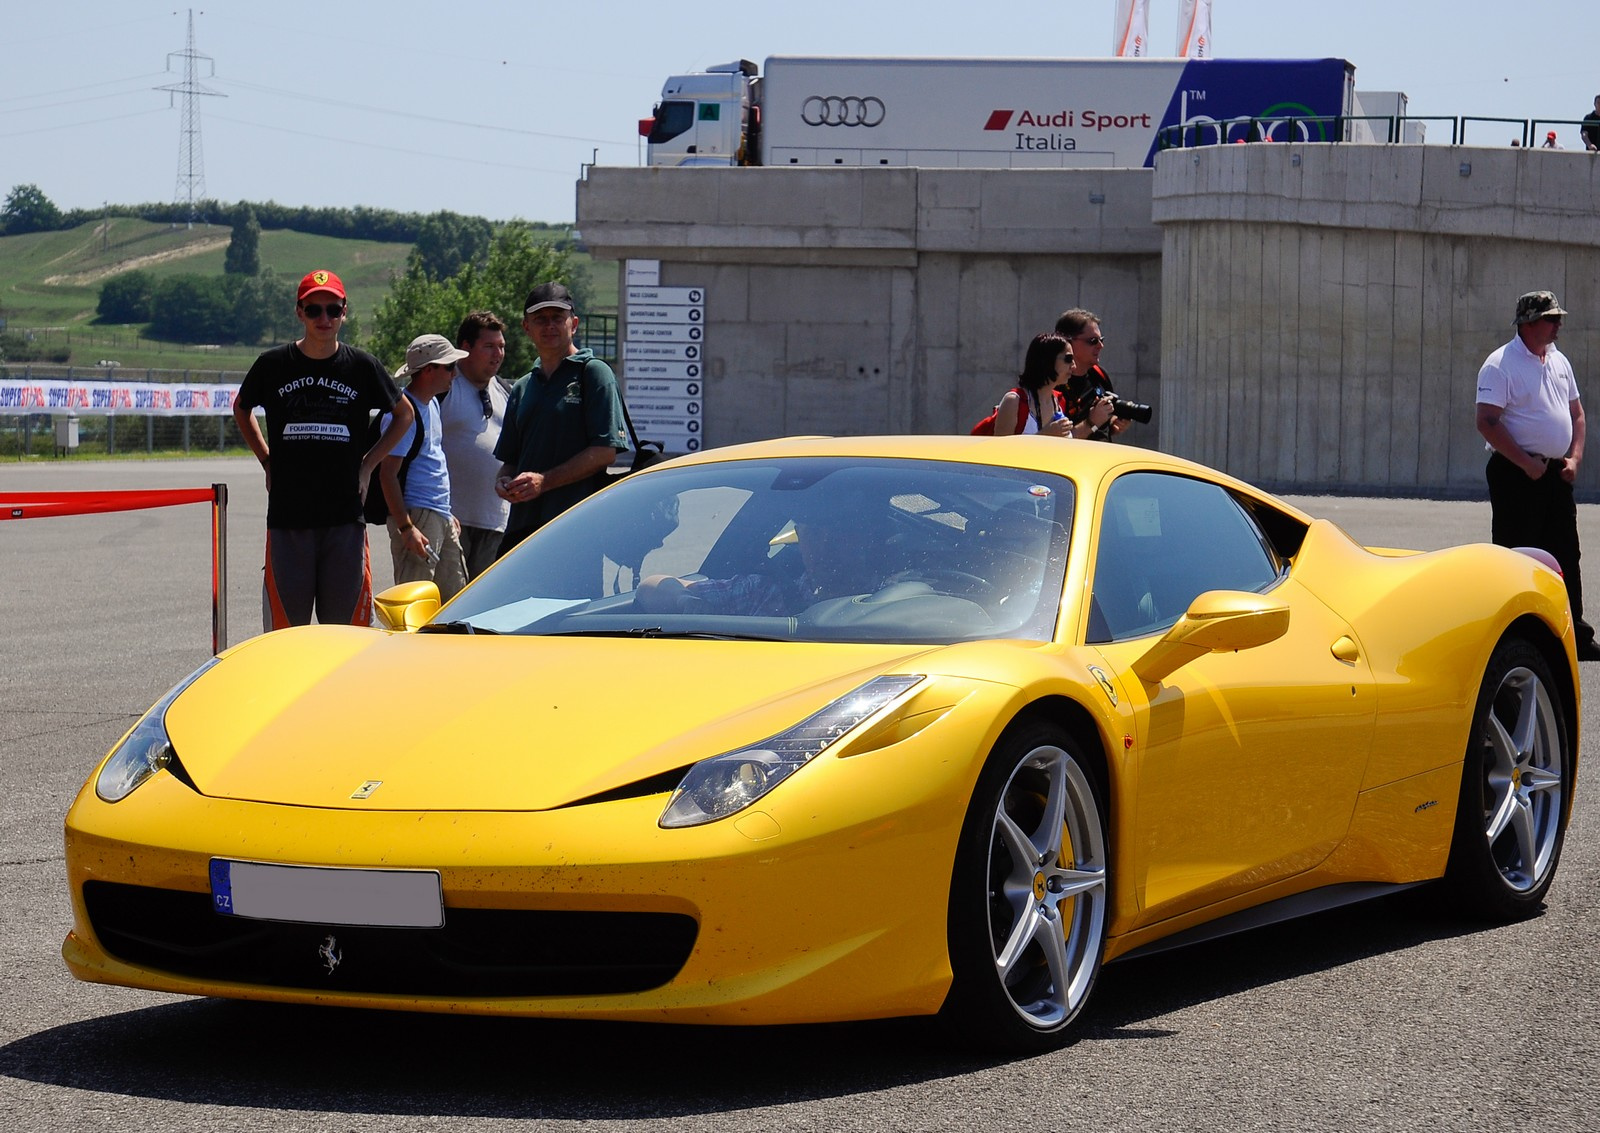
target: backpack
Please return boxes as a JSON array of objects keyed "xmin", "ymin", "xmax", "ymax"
[
  {"xmin": 362, "ymin": 391, "xmax": 424, "ymax": 525},
  {"xmin": 970, "ymin": 387, "xmax": 1032, "ymax": 436}
]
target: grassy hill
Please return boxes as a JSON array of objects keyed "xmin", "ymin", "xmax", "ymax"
[
  {"xmin": 0, "ymin": 220, "xmax": 414, "ymax": 370},
  {"xmin": 0, "ymin": 218, "xmax": 615, "ymax": 373}
]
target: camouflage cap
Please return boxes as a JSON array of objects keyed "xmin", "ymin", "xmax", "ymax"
[{"xmin": 1514, "ymin": 290, "xmax": 1568, "ymax": 325}]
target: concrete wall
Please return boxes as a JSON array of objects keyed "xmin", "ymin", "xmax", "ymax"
[
  {"xmin": 578, "ymin": 146, "xmax": 1600, "ymax": 496},
  {"xmin": 577, "ymin": 166, "xmax": 1163, "ymax": 449},
  {"xmin": 1154, "ymin": 143, "xmax": 1600, "ymax": 496}
]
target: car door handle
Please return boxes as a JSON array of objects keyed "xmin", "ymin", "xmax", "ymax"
[{"xmin": 1330, "ymin": 635, "xmax": 1360, "ymax": 664}]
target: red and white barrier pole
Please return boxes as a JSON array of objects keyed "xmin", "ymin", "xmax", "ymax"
[{"xmin": 0, "ymin": 484, "xmax": 231, "ymax": 653}]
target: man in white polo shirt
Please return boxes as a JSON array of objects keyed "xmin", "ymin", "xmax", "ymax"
[
  {"xmin": 1475, "ymin": 289, "xmax": 1597, "ymax": 659},
  {"xmin": 377, "ymin": 334, "xmax": 470, "ymax": 602}
]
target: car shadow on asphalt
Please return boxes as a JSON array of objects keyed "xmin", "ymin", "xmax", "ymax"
[{"xmin": 0, "ymin": 892, "xmax": 1507, "ymax": 1118}]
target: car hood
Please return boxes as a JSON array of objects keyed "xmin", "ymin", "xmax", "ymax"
[{"xmin": 164, "ymin": 627, "xmax": 945, "ymax": 811}]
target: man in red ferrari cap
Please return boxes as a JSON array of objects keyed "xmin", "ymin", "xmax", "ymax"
[{"xmin": 233, "ymin": 269, "xmax": 415, "ymax": 630}]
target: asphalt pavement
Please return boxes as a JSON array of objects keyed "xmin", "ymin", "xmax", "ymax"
[{"xmin": 2, "ymin": 456, "xmax": 1597, "ymax": 1132}]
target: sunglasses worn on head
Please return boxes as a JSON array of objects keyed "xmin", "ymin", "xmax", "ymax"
[{"xmin": 301, "ymin": 302, "xmax": 345, "ymax": 320}]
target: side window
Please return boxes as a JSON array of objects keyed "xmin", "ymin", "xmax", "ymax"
[
  {"xmin": 1089, "ymin": 473, "xmax": 1281, "ymax": 643},
  {"xmin": 647, "ymin": 101, "xmax": 696, "ymax": 144}
]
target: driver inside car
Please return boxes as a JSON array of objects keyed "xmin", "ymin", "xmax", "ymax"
[{"xmin": 636, "ymin": 504, "xmax": 890, "ymax": 617}]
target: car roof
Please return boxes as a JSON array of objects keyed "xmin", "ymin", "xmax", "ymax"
[{"xmin": 658, "ymin": 435, "xmax": 1310, "ymax": 522}]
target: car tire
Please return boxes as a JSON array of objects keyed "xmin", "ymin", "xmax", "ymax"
[
  {"xmin": 940, "ymin": 720, "xmax": 1109, "ymax": 1052},
  {"xmin": 1442, "ymin": 635, "xmax": 1572, "ymax": 921}
]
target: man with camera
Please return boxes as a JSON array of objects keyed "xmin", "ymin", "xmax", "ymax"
[{"xmin": 1053, "ymin": 308, "xmax": 1152, "ymax": 441}]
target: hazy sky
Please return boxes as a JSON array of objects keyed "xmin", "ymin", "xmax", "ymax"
[{"xmin": 5, "ymin": 1, "xmax": 1598, "ymax": 225}]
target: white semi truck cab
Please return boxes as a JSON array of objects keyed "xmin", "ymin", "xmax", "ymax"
[{"xmin": 638, "ymin": 59, "xmax": 759, "ymax": 167}]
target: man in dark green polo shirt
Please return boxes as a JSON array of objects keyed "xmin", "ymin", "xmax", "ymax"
[{"xmin": 493, "ymin": 281, "xmax": 627, "ymax": 557}]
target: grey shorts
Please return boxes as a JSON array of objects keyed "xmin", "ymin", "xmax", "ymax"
[{"xmin": 262, "ymin": 524, "xmax": 371, "ymax": 630}]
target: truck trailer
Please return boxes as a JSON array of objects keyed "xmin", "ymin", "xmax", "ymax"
[{"xmin": 640, "ymin": 55, "xmax": 1357, "ymax": 169}]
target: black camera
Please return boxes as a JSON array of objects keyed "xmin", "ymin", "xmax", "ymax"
[
  {"xmin": 1107, "ymin": 392, "xmax": 1153, "ymax": 424},
  {"xmin": 1065, "ymin": 383, "xmax": 1154, "ymax": 425}
]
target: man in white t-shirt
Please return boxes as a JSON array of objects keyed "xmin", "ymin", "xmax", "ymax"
[
  {"xmin": 1475, "ymin": 289, "xmax": 1596, "ymax": 658},
  {"xmin": 438, "ymin": 311, "xmax": 511, "ymax": 580},
  {"xmin": 379, "ymin": 334, "xmax": 470, "ymax": 602}
]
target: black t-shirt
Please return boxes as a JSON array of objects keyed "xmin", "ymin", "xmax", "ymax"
[
  {"xmin": 1058, "ymin": 364, "xmax": 1117, "ymax": 441},
  {"xmin": 237, "ymin": 342, "xmax": 401, "ymax": 528},
  {"xmin": 1582, "ymin": 109, "xmax": 1600, "ymax": 149}
]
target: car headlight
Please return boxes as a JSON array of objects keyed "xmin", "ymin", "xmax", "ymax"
[
  {"xmin": 659, "ymin": 674, "xmax": 924, "ymax": 829},
  {"xmin": 95, "ymin": 657, "xmax": 220, "ymax": 802}
]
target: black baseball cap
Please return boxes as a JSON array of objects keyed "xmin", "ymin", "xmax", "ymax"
[{"xmin": 524, "ymin": 282, "xmax": 575, "ymax": 316}]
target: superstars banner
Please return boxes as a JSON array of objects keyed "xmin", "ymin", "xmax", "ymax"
[
  {"xmin": 0, "ymin": 379, "xmax": 239, "ymax": 416},
  {"xmin": 1177, "ymin": 0, "xmax": 1213, "ymax": 58},
  {"xmin": 1113, "ymin": 0, "xmax": 1149, "ymax": 57}
]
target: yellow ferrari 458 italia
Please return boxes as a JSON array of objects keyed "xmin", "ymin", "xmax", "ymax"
[{"xmin": 63, "ymin": 436, "xmax": 1579, "ymax": 1052}]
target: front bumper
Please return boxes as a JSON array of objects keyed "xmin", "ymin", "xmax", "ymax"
[{"xmin": 63, "ymin": 691, "xmax": 1004, "ymax": 1025}]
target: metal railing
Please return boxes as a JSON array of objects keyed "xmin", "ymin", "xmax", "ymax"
[
  {"xmin": 2, "ymin": 364, "xmax": 250, "ymax": 458},
  {"xmin": 1156, "ymin": 115, "xmax": 1599, "ymax": 151}
]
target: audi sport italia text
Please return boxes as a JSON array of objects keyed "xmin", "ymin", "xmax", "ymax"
[
  {"xmin": 642, "ymin": 56, "xmax": 1356, "ymax": 169},
  {"xmin": 984, "ymin": 111, "xmax": 1157, "ymax": 131},
  {"xmin": 1014, "ymin": 134, "xmax": 1078, "ymax": 152}
]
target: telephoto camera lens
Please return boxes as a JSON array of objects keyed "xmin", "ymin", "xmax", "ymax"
[{"xmin": 1111, "ymin": 396, "xmax": 1154, "ymax": 424}]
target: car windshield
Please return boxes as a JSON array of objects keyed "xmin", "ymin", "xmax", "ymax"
[{"xmin": 442, "ymin": 456, "xmax": 1075, "ymax": 644}]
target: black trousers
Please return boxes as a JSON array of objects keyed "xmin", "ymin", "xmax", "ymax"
[{"xmin": 1486, "ymin": 451, "xmax": 1594, "ymax": 645}]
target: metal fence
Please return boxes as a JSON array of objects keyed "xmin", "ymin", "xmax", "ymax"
[
  {"xmin": 5, "ymin": 411, "xmax": 249, "ymax": 459},
  {"xmin": 2, "ymin": 327, "xmax": 624, "ymax": 458},
  {"xmin": 1155, "ymin": 115, "xmax": 1597, "ymax": 150},
  {"xmin": 2, "ymin": 364, "xmax": 251, "ymax": 459}
]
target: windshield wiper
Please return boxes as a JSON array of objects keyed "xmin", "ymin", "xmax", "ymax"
[
  {"xmin": 417, "ymin": 620, "xmax": 499, "ymax": 635},
  {"xmin": 549, "ymin": 627, "xmax": 790, "ymax": 642}
]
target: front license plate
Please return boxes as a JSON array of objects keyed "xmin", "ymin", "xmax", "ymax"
[{"xmin": 209, "ymin": 859, "xmax": 443, "ymax": 928}]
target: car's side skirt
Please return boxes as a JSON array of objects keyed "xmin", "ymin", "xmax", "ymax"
[{"xmin": 1110, "ymin": 880, "xmax": 1426, "ymax": 963}]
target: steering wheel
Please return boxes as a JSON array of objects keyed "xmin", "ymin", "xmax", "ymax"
[{"xmin": 894, "ymin": 568, "xmax": 996, "ymax": 598}]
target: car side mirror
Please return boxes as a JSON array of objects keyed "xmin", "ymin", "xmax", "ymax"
[
  {"xmin": 1131, "ymin": 590, "xmax": 1290, "ymax": 683},
  {"xmin": 373, "ymin": 581, "xmax": 442, "ymax": 632}
]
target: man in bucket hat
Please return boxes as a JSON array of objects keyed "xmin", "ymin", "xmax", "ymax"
[
  {"xmin": 1476, "ymin": 289, "xmax": 1599, "ymax": 659},
  {"xmin": 376, "ymin": 333, "xmax": 471, "ymax": 601},
  {"xmin": 234, "ymin": 269, "xmax": 414, "ymax": 631}
]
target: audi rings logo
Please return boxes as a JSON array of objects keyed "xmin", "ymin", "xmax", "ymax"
[{"xmin": 801, "ymin": 95, "xmax": 886, "ymax": 128}]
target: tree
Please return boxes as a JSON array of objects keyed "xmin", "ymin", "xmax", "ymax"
[
  {"xmin": 147, "ymin": 274, "xmax": 231, "ymax": 343},
  {"xmin": 367, "ymin": 223, "xmax": 585, "ymax": 379},
  {"xmin": 410, "ymin": 210, "xmax": 494, "ymax": 282},
  {"xmin": 97, "ymin": 271, "xmax": 155, "ymax": 323},
  {"xmin": 224, "ymin": 204, "xmax": 261, "ymax": 275},
  {"xmin": 2, "ymin": 184, "xmax": 63, "ymax": 235},
  {"xmin": 229, "ymin": 267, "xmax": 296, "ymax": 345}
]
